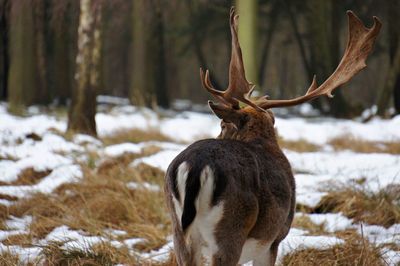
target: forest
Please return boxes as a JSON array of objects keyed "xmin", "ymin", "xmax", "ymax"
[
  {"xmin": 1, "ymin": 0, "xmax": 400, "ymax": 134},
  {"xmin": 0, "ymin": 0, "xmax": 399, "ymax": 265}
]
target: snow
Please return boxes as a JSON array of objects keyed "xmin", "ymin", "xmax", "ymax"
[
  {"xmin": 0, "ymin": 164, "xmax": 82, "ymax": 198},
  {"xmin": 279, "ymin": 231, "xmax": 345, "ymax": 259},
  {"xmin": 160, "ymin": 111, "xmax": 220, "ymax": 142},
  {"xmin": 127, "ymin": 182, "xmax": 160, "ymax": 192},
  {"xmin": 276, "ymin": 116, "xmax": 400, "ymax": 145},
  {"xmin": 296, "ymin": 213, "xmax": 354, "ymax": 232},
  {"xmin": 0, "ymin": 102, "xmax": 399, "ymax": 264},
  {"xmin": 44, "ymin": 225, "xmax": 107, "ymax": 250},
  {"xmin": 141, "ymin": 241, "xmax": 174, "ymax": 262},
  {"xmin": 104, "ymin": 143, "xmax": 142, "ymax": 157},
  {"xmin": 0, "ymin": 154, "xmax": 73, "ymax": 183},
  {"xmin": 131, "ymin": 150, "xmax": 183, "ymax": 172}
]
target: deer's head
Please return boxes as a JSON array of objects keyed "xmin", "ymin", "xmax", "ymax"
[{"xmin": 201, "ymin": 7, "xmax": 381, "ymax": 143}]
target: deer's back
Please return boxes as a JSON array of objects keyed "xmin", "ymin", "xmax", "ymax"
[{"xmin": 165, "ymin": 138, "xmax": 295, "ymax": 237}]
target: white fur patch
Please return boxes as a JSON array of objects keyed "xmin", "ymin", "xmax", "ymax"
[
  {"xmin": 194, "ymin": 166, "xmax": 224, "ymax": 257},
  {"xmin": 173, "ymin": 162, "xmax": 189, "ymax": 223},
  {"xmin": 238, "ymin": 238, "xmax": 272, "ymax": 265}
]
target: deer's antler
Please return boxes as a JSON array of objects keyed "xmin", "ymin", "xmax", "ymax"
[
  {"xmin": 200, "ymin": 7, "xmax": 265, "ymax": 112},
  {"xmin": 200, "ymin": 9, "xmax": 381, "ymax": 111},
  {"xmin": 255, "ymin": 11, "xmax": 381, "ymax": 109}
]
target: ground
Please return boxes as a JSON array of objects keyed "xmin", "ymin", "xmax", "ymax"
[{"xmin": 0, "ymin": 96, "xmax": 399, "ymax": 265}]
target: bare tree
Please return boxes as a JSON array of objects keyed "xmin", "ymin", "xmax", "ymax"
[
  {"xmin": 237, "ymin": 0, "xmax": 259, "ymax": 86},
  {"xmin": 67, "ymin": 0, "xmax": 102, "ymax": 136},
  {"xmin": 130, "ymin": 0, "xmax": 169, "ymax": 108},
  {"xmin": 7, "ymin": 0, "xmax": 39, "ymax": 113},
  {"xmin": 0, "ymin": 0, "xmax": 9, "ymax": 100},
  {"xmin": 377, "ymin": 0, "xmax": 400, "ymax": 116}
]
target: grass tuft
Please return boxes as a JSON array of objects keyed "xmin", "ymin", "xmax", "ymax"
[
  {"xmin": 8, "ymin": 160, "xmax": 169, "ymax": 252},
  {"xmin": 102, "ymin": 128, "xmax": 172, "ymax": 145},
  {"xmin": 278, "ymin": 137, "xmax": 320, "ymax": 152},
  {"xmin": 282, "ymin": 231, "xmax": 385, "ymax": 266},
  {"xmin": 329, "ymin": 135, "xmax": 400, "ymax": 154},
  {"xmin": 11, "ymin": 168, "xmax": 52, "ymax": 186},
  {"xmin": 313, "ymin": 181, "xmax": 400, "ymax": 228}
]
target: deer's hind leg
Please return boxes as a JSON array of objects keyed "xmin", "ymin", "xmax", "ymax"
[{"xmin": 211, "ymin": 195, "xmax": 259, "ymax": 266}]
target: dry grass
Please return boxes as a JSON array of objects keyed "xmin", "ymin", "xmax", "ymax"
[
  {"xmin": 10, "ymin": 168, "xmax": 52, "ymax": 186},
  {"xmin": 278, "ymin": 137, "xmax": 320, "ymax": 152},
  {"xmin": 291, "ymin": 215, "xmax": 326, "ymax": 235},
  {"xmin": 41, "ymin": 242, "xmax": 177, "ymax": 266},
  {"xmin": 102, "ymin": 128, "xmax": 172, "ymax": 145},
  {"xmin": 2, "ymin": 233, "xmax": 32, "ymax": 246},
  {"xmin": 6, "ymin": 160, "xmax": 169, "ymax": 253},
  {"xmin": 329, "ymin": 135, "xmax": 400, "ymax": 154},
  {"xmin": 0, "ymin": 252, "xmax": 21, "ymax": 266},
  {"xmin": 313, "ymin": 181, "xmax": 400, "ymax": 228},
  {"xmin": 282, "ymin": 231, "xmax": 385, "ymax": 266},
  {"xmin": 41, "ymin": 242, "xmax": 117, "ymax": 266}
]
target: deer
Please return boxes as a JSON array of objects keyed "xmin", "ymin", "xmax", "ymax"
[{"xmin": 164, "ymin": 7, "xmax": 381, "ymax": 266}]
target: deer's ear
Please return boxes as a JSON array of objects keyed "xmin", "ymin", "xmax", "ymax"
[{"xmin": 208, "ymin": 101, "xmax": 248, "ymax": 128}]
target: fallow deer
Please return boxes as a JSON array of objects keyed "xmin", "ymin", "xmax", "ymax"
[{"xmin": 164, "ymin": 7, "xmax": 381, "ymax": 266}]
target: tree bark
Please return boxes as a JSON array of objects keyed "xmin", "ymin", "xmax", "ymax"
[
  {"xmin": 377, "ymin": 0, "xmax": 400, "ymax": 116},
  {"xmin": 237, "ymin": 0, "xmax": 258, "ymax": 87},
  {"xmin": 51, "ymin": 1, "xmax": 79, "ymax": 104},
  {"xmin": 0, "ymin": 0, "xmax": 9, "ymax": 100},
  {"xmin": 284, "ymin": 0, "xmax": 322, "ymax": 110},
  {"xmin": 258, "ymin": 0, "xmax": 279, "ymax": 87},
  {"xmin": 67, "ymin": 0, "xmax": 102, "ymax": 136},
  {"xmin": 7, "ymin": 0, "xmax": 38, "ymax": 113},
  {"xmin": 34, "ymin": 0, "xmax": 49, "ymax": 104},
  {"xmin": 306, "ymin": 0, "xmax": 350, "ymax": 117},
  {"xmin": 130, "ymin": 0, "xmax": 169, "ymax": 108},
  {"xmin": 377, "ymin": 45, "xmax": 400, "ymax": 116}
]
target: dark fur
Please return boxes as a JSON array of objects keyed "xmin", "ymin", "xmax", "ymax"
[
  {"xmin": 164, "ymin": 106, "xmax": 295, "ymax": 266},
  {"xmin": 165, "ymin": 137, "xmax": 295, "ymax": 265}
]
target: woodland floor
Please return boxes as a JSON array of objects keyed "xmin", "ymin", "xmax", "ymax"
[{"xmin": 0, "ymin": 97, "xmax": 399, "ymax": 265}]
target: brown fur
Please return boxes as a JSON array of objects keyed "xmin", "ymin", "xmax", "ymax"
[{"xmin": 164, "ymin": 106, "xmax": 295, "ymax": 266}]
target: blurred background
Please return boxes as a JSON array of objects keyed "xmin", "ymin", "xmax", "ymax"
[{"xmin": 0, "ymin": 0, "xmax": 399, "ymax": 124}]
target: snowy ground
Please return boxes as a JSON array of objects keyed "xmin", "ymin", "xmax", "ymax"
[{"xmin": 0, "ymin": 98, "xmax": 399, "ymax": 265}]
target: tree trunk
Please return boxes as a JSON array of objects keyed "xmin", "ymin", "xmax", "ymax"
[
  {"xmin": 258, "ymin": 0, "xmax": 279, "ymax": 87},
  {"xmin": 67, "ymin": 0, "xmax": 102, "ymax": 136},
  {"xmin": 0, "ymin": 0, "xmax": 9, "ymax": 100},
  {"xmin": 34, "ymin": 0, "xmax": 49, "ymax": 104},
  {"xmin": 51, "ymin": 1, "xmax": 79, "ymax": 104},
  {"xmin": 237, "ymin": 0, "xmax": 258, "ymax": 87},
  {"xmin": 7, "ymin": 0, "xmax": 38, "ymax": 113},
  {"xmin": 130, "ymin": 0, "xmax": 169, "ymax": 108},
  {"xmin": 394, "ymin": 74, "xmax": 400, "ymax": 115},
  {"xmin": 306, "ymin": 0, "xmax": 350, "ymax": 117},
  {"xmin": 284, "ymin": 0, "xmax": 322, "ymax": 110},
  {"xmin": 377, "ymin": 0, "xmax": 400, "ymax": 116},
  {"xmin": 377, "ymin": 45, "xmax": 400, "ymax": 116}
]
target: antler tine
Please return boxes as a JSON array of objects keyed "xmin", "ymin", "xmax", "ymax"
[
  {"xmin": 199, "ymin": 7, "xmax": 266, "ymax": 111},
  {"xmin": 256, "ymin": 11, "xmax": 382, "ymax": 110}
]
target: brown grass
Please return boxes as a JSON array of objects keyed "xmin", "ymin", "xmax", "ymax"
[
  {"xmin": 282, "ymin": 231, "xmax": 384, "ymax": 266},
  {"xmin": 41, "ymin": 242, "xmax": 117, "ymax": 266},
  {"xmin": 102, "ymin": 128, "xmax": 172, "ymax": 145},
  {"xmin": 278, "ymin": 137, "xmax": 320, "ymax": 152},
  {"xmin": 0, "ymin": 252, "xmax": 21, "ymax": 266},
  {"xmin": 313, "ymin": 181, "xmax": 400, "ymax": 228},
  {"xmin": 329, "ymin": 135, "xmax": 400, "ymax": 154},
  {"xmin": 41, "ymin": 241, "xmax": 178, "ymax": 266},
  {"xmin": 2, "ymin": 233, "xmax": 32, "ymax": 246},
  {"xmin": 291, "ymin": 215, "xmax": 326, "ymax": 235},
  {"xmin": 8, "ymin": 160, "xmax": 169, "ymax": 252},
  {"xmin": 10, "ymin": 168, "xmax": 52, "ymax": 186}
]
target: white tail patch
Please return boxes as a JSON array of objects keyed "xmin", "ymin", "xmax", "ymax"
[
  {"xmin": 173, "ymin": 161, "xmax": 189, "ymax": 224},
  {"xmin": 194, "ymin": 165, "xmax": 224, "ymax": 257}
]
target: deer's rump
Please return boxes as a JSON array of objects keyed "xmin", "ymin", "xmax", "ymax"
[{"xmin": 165, "ymin": 138, "xmax": 294, "ymax": 234}]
